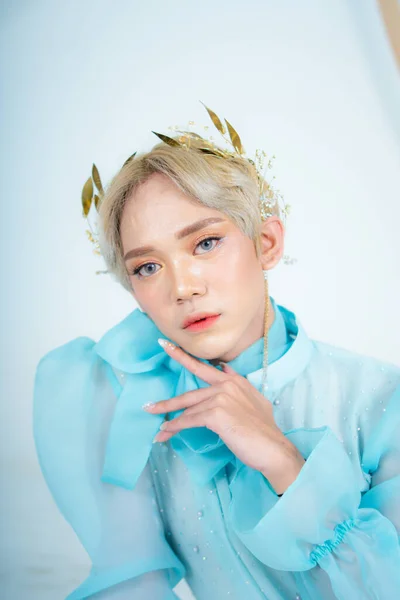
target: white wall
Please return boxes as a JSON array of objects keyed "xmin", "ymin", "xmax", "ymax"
[{"xmin": 1, "ymin": 1, "xmax": 399, "ymax": 598}]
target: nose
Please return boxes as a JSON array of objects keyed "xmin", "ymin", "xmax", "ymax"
[{"xmin": 170, "ymin": 261, "xmax": 206, "ymax": 303}]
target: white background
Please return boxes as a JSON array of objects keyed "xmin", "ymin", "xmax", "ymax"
[{"xmin": 1, "ymin": 1, "xmax": 399, "ymax": 598}]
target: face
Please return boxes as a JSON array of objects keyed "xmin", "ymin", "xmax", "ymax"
[{"xmin": 120, "ymin": 172, "xmax": 277, "ymax": 362}]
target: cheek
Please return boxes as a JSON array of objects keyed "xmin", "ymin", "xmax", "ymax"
[
  {"xmin": 131, "ymin": 285, "xmax": 161, "ymax": 317},
  {"xmin": 216, "ymin": 243, "xmax": 259, "ymax": 284}
]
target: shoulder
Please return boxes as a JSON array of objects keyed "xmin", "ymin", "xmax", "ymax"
[
  {"xmin": 310, "ymin": 339, "xmax": 400, "ymax": 420},
  {"xmin": 36, "ymin": 336, "xmax": 98, "ymax": 373},
  {"xmin": 311, "ymin": 338, "xmax": 400, "ymax": 388},
  {"xmin": 34, "ymin": 335, "xmax": 120, "ymax": 393},
  {"xmin": 33, "ymin": 336, "xmax": 120, "ymax": 452}
]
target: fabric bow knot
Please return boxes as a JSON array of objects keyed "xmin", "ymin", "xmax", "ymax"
[
  {"xmin": 95, "ymin": 312, "xmax": 257, "ymax": 490},
  {"xmin": 94, "ymin": 298, "xmax": 308, "ymax": 491}
]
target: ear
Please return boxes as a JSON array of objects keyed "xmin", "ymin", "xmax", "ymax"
[{"xmin": 259, "ymin": 216, "xmax": 285, "ymax": 271}]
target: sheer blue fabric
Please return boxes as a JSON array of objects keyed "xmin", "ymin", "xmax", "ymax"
[{"xmin": 33, "ymin": 297, "xmax": 400, "ymax": 599}]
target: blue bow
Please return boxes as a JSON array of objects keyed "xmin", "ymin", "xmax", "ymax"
[{"xmin": 94, "ymin": 299, "xmax": 312, "ymax": 490}]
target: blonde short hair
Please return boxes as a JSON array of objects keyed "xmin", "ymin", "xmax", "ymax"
[{"xmin": 98, "ymin": 137, "xmax": 276, "ymax": 292}]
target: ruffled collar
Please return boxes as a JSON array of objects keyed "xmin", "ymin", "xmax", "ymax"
[{"xmin": 94, "ymin": 297, "xmax": 314, "ymax": 490}]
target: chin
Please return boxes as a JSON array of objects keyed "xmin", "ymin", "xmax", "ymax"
[
  {"xmin": 181, "ymin": 344, "xmax": 218, "ymax": 361},
  {"xmin": 183, "ymin": 335, "xmax": 235, "ymax": 362}
]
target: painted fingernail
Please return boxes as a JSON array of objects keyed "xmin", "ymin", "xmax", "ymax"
[
  {"xmin": 158, "ymin": 338, "xmax": 176, "ymax": 350},
  {"xmin": 142, "ymin": 402, "xmax": 156, "ymax": 411},
  {"xmin": 159, "ymin": 422, "xmax": 168, "ymax": 431},
  {"xmin": 152, "ymin": 433, "xmax": 162, "ymax": 443}
]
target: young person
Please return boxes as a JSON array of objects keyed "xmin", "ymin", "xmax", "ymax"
[{"xmin": 33, "ymin": 113, "xmax": 400, "ymax": 600}]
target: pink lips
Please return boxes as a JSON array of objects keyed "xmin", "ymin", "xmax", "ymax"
[{"xmin": 184, "ymin": 314, "xmax": 221, "ymax": 332}]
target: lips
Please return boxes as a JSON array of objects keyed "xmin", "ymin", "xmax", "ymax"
[
  {"xmin": 184, "ymin": 314, "xmax": 221, "ymax": 332},
  {"xmin": 182, "ymin": 312, "xmax": 221, "ymax": 329}
]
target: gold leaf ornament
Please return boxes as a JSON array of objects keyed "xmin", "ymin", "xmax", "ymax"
[
  {"xmin": 200, "ymin": 102, "xmax": 226, "ymax": 135},
  {"xmin": 81, "ymin": 176, "xmax": 93, "ymax": 217},
  {"xmin": 151, "ymin": 132, "xmax": 182, "ymax": 147},
  {"xmin": 197, "ymin": 147, "xmax": 227, "ymax": 158},
  {"xmin": 122, "ymin": 151, "xmax": 137, "ymax": 167},
  {"xmin": 92, "ymin": 163, "xmax": 104, "ymax": 195},
  {"xmin": 224, "ymin": 118, "xmax": 245, "ymax": 155}
]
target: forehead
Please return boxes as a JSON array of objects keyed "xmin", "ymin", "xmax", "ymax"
[{"xmin": 120, "ymin": 173, "xmax": 226, "ymax": 242}]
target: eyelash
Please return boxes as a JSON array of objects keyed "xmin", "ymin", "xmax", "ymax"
[{"xmin": 129, "ymin": 236, "xmax": 223, "ymax": 279}]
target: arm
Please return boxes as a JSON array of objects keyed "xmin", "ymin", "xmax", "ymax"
[
  {"xmin": 228, "ymin": 385, "xmax": 400, "ymax": 600},
  {"xmin": 33, "ymin": 337, "xmax": 185, "ymax": 600}
]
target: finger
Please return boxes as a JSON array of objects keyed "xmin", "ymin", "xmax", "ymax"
[
  {"xmin": 220, "ymin": 362, "xmax": 237, "ymax": 375},
  {"xmin": 155, "ymin": 396, "xmax": 225, "ymax": 442},
  {"xmin": 176, "ymin": 396, "xmax": 217, "ymax": 418},
  {"xmin": 143, "ymin": 386, "xmax": 213, "ymax": 413},
  {"xmin": 153, "ymin": 430, "xmax": 173, "ymax": 443},
  {"xmin": 158, "ymin": 338, "xmax": 227, "ymax": 385},
  {"xmin": 153, "ymin": 408, "xmax": 212, "ymax": 443},
  {"xmin": 153, "ymin": 400, "xmax": 227, "ymax": 443},
  {"xmin": 159, "ymin": 409, "xmax": 213, "ymax": 435}
]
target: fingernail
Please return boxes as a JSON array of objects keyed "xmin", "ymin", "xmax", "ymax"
[
  {"xmin": 152, "ymin": 434, "xmax": 161, "ymax": 443},
  {"xmin": 142, "ymin": 402, "xmax": 156, "ymax": 411},
  {"xmin": 158, "ymin": 338, "xmax": 176, "ymax": 350}
]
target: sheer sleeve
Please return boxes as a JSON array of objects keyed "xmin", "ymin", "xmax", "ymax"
[
  {"xmin": 228, "ymin": 384, "xmax": 400, "ymax": 599},
  {"xmin": 33, "ymin": 337, "xmax": 185, "ymax": 599}
]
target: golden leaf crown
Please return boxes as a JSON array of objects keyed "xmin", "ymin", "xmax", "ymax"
[{"xmin": 81, "ymin": 102, "xmax": 296, "ymax": 274}]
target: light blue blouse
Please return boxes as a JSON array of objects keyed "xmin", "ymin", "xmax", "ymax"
[{"xmin": 33, "ymin": 297, "xmax": 400, "ymax": 599}]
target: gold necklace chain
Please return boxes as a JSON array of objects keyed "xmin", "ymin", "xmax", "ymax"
[{"xmin": 261, "ymin": 271, "xmax": 269, "ymax": 396}]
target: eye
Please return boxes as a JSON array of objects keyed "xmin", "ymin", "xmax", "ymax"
[
  {"xmin": 130, "ymin": 236, "xmax": 223, "ymax": 279},
  {"xmin": 195, "ymin": 236, "xmax": 222, "ymax": 254},
  {"xmin": 130, "ymin": 262, "xmax": 160, "ymax": 278}
]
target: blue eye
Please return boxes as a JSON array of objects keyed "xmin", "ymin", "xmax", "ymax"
[
  {"xmin": 131, "ymin": 263, "xmax": 160, "ymax": 278},
  {"xmin": 130, "ymin": 236, "xmax": 222, "ymax": 279},
  {"xmin": 196, "ymin": 236, "xmax": 222, "ymax": 254}
]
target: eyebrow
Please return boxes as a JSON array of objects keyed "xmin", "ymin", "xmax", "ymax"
[{"xmin": 123, "ymin": 217, "xmax": 226, "ymax": 261}]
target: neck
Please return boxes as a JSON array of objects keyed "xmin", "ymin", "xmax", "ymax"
[{"xmin": 209, "ymin": 296, "xmax": 275, "ymax": 365}]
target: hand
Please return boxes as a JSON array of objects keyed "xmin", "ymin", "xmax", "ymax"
[{"xmin": 143, "ymin": 339, "xmax": 305, "ymax": 494}]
